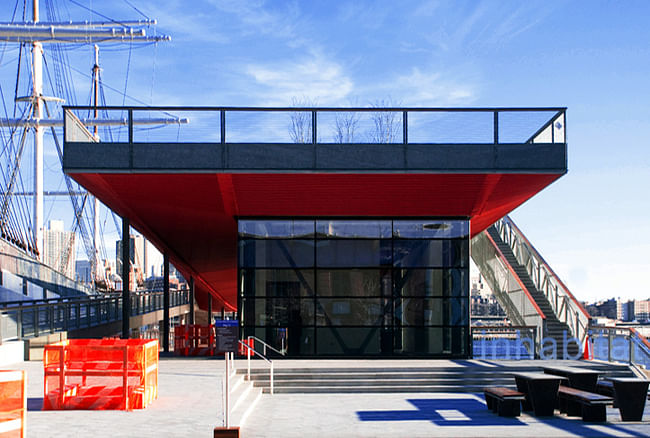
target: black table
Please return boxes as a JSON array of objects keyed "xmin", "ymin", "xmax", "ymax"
[
  {"xmin": 542, "ymin": 366, "xmax": 600, "ymax": 392},
  {"xmin": 607, "ymin": 377, "xmax": 649, "ymax": 421},
  {"xmin": 512, "ymin": 372, "xmax": 564, "ymax": 416}
]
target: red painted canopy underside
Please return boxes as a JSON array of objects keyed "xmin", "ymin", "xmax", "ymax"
[{"xmin": 68, "ymin": 172, "xmax": 561, "ymax": 311}]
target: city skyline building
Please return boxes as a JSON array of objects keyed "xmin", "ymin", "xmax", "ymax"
[{"xmin": 43, "ymin": 220, "xmax": 76, "ymax": 279}]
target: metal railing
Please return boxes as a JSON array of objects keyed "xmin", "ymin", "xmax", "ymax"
[
  {"xmin": 63, "ymin": 106, "xmax": 567, "ymax": 146},
  {"xmin": 493, "ymin": 216, "xmax": 591, "ymax": 344},
  {"xmin": 471, "ymin": 231, "xmax": 545, "ymax": 351},
  {"xmin": 471, "ymin": 325, "xmax": 538, "ymax": 359},
  {"xmin": 0, "ymin": 289, "xmax": 190, "ymax": 342},
  {"xmin": 590, "ymin": 326, "xmax": 650, "ymax": 370},
  {"xmin": 239, "ymin": 339, "xmax": 274, "ymax": 395},
  {"xmin": 247, "ymin": 335, "xmax": 286, "ymax": 357}
]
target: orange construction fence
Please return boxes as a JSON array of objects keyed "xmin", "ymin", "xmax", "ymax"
[
  {"xmin": 0, "ymin": 370, "xmax": 26, "ymax": 438},
  {"xmin": 43, "ymin": 339, "xmax": 158, "ymax": 410},
  {"xmin": 174, "ymin": 324, "xmax": 216, "ymax": 356}
]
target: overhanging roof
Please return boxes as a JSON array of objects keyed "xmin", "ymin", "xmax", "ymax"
[{"xmin": 63, "ymin": 106, "xmax": 568, "ymax": 311}]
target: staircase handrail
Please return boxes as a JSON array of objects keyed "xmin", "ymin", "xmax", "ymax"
[
  {"xmin": 247, "ymin": 335, "xmax": 286, "ymax": 357},
  {"xmin": 471, "ymin": 231, "xmax": 545, "ymax": 354},
  {"xmin": 485, "ymin": 232, "xmax": 546, "ymax": 321},
  {"xmin": 239, "ymin": 339, "xmax": 274, "ymax": 395},
  {"xmin": 589, "ymin": 326, "xmax": 650, "ymax": 370},
  {"xmin": 495, "ymin": 216, "xmax": 591, "ymax": 343}
]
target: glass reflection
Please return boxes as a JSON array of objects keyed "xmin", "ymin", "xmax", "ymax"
[
  {"xmin": 316, "ymin": 298, "xmax": 383, "ymax": 326},
  {"xmin": 316, "ymin": 220, "xmax": 391, "ymax": 238},
  {"xmin": 317, "ymin": 269, "xmax": 386, "ymax": 297},
  {"xmin": 393, "ymin": 220, "xmax": 469, "ymax": 239},
  {"xmin": 239, "ymin": 239, "xmax": 314, "ymax": 268},
  {"xmin": 239, "ymin": 220, "xmax": 314, "ymax": 239},
  {"xmin": 394, "ymin": 268, "xmax": 468, "ymax": 297},
  {"xmin": 238, "ymin": 218, "xmax": 469, "ymax": 357},
  {"xmin": 393, "ymin": 240, "xmax": 468, "ymax": 268},
  {"xmin": 240, "ymin": 269, "xmax": 315, "ymax": 297}
]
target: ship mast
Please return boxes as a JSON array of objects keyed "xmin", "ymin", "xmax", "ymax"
[
  {"xmin": 32, "ymin": 0, "xmax": 44, "ymax": 259},
  {"xmin": 92, "ymin": 44, "xmax": 100, "ymax": 281},
  {"xmin": 0, "ymin": 1, "xmax": 175, "ymax": 282}
]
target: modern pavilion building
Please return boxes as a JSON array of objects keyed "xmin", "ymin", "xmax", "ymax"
[{"xmin": 63, "ymin": 106, "xmax": 567, "ymax": 358}]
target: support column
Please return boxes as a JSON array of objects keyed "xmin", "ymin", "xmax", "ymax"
[
  {"xmin": 163, "ymin": 253, "xmax": 170, "ymax": 353},
  {"xmin": 207, "ymin": 294, "xmax": 213, "ymax": 325},
  {"xmin": 121, "ymin": 217, "xmax": 130, "ymax": 339},
  {"xmin": 189, "ymin": 277, "xmax": 195, "ymax": 325}
]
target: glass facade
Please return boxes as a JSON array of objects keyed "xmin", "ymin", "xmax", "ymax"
[{"xmin": 238, "ymin": 219, "xmax": 470, "ymax": 357}]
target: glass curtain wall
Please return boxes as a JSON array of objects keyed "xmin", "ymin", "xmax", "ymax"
[{"xmin": 238, "ymin": 219, "xmax": 469, "ymax": 357}]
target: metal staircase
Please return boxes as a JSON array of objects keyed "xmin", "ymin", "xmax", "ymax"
[{"xmin": 471, "ymin": 216, "xmax": 590, "ymax": 359}]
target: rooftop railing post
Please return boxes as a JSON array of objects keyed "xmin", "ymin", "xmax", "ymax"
[
  {"xmin": 402, "ymin": 111, "xmax": 408, "ymax": 144},
  {"xmin": 128, "ymin": 109, "xmax": 133, "ymax": 168},
  {"xmin": 311, "ymin": 110, "xmax": 317, "ymax": 144},
  {"xmin": 493, "ymin": 111, "xmax": 499, "ymax": 144},
  {"xmin": 220, "ymin": 110, "xmax": 226, "ymax": 144},
  {"xmin": 629, "ymin": 332, "xmax": 635, "ymax": 365}
]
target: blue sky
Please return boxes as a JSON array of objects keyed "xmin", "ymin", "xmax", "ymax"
[{"xmin": 1, "ymin": 1, "xmax": 649, "ymax": 302}]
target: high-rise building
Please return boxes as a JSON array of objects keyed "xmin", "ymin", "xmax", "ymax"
[{"xmin": 43, "ymin": 220, "xmax": 76, "ymax": 278}]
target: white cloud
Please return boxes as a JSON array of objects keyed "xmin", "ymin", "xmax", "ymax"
[
  {"xmin": 384, "ymin": 67, "xmax": 476, "ymax": 106},
  {"xmin": 245, "ymin": 53, "xmax": 353, "ymax": 105}
]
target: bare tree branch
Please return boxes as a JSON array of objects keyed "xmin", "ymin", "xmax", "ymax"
[
  {"xmin": 370, "ymin": 99, "xmax": 401, "ymax": 143},
  {"xmin": 289, "ymin": 97, "xmax": 314, "ymax": 143}
]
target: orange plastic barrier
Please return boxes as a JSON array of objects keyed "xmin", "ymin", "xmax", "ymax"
[
  {"xmin": 43, "ymin": 339, "xmax": 158, "ymax": 410},
  {"xmin": 0, "ymin": 370, "xmax": 26, "ymax": 438},
  {"xmin": 174, "ymin": 324, "xmax": 215, "ymax": 356}
]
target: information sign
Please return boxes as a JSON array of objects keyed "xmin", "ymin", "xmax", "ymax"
[{"xmin": 215, "ymin": 320, "xmax": 239, "ymax": 353}]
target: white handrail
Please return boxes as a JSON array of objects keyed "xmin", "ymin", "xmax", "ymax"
[
  {"xmin": 238, "ymin": 340, "xmax": 274, "ymax": 395},
  {"xmin": 247, "ymin": 335, "xmax": 286, "ymax": 356}
]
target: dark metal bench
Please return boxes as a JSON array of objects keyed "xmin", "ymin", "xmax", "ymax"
[
  {"xmin": 558, "ymin": 386, "xmax": 613, "ymax": 422},
  {"xmin": 595, "ymin": 380, "xmax": 617, "ymax": 407},
  {"xmin": 483, "ymin": 387, "xmax": 526, "ymax": 417}
]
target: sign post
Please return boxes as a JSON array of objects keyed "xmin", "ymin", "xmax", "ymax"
[{"xmin": 215, "ymin": 320, "xmax": 239, "ymax": 429}]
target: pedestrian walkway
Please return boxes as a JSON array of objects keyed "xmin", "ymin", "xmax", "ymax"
[{"xmin": 8, "ymin": 358, "xmax": 650, "ymax": 437}]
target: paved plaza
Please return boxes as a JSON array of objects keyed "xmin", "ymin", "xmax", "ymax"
[{"xmin": 7, "ymin": 358, "xmax": 650, "ymax": 437}]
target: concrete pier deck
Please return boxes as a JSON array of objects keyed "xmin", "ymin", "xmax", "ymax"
[{"xmin": 7, "ymin": 358, "xmax": 650, "ymax": 437}]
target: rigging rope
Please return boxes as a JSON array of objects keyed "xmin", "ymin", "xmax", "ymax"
[{"xmin": 122, "ymin": 0, "xmax": 149, "ymax": 20}]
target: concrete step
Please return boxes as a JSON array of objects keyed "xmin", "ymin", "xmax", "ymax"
[
  {"xmin": 252, "ymin": 378, "xmax": 516, "ymax": 388},
  {"xmin": 261, "ymin": 385, "xmax": 515, "ymax": 394},
  {"xmin": 239, "ymin": 366, "xmax": 540, "ymax": 376},
  {"xmin": 241, "ymin": 362, "xmax": 636, "ymax": 394},
  {"xmin": 247, "ymin": 372, "xmax": 529, "ymax": 381},
  {"xmin": 229, "ymin": 372, "xmax": 262, "ymax": 428}
]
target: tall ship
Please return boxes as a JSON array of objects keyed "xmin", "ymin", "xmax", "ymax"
[{"xmin": 0, "ymin": 0, "xmax": 171, "ymax": 296}]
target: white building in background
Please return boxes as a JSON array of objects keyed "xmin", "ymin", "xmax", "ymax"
[{"xmin": 43, "ymin": 220, "xmax": 76, "ymax": 279}]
